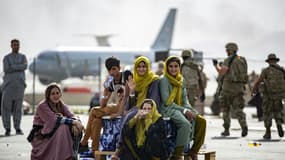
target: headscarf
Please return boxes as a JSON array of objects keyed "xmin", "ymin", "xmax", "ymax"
[
  {"xmin": 164, "ymin": 56, "xmax": 183, "ymax": 106},
  {"xmin": 134, "ymin": 56, "xmax": 159, "ymax": 107},
  {"xmin": 135, "ymin": 99, "xmax": 161, "ymax": 147}
]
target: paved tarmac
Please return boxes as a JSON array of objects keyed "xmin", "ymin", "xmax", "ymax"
[{"xmin": 0, "ymin": 107, "xmax": 284, "ymax": 160}]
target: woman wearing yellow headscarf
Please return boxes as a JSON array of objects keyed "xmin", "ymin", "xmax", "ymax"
[
  {"xmin": 159, "ymin": 56, "xmax": 206, "ymax": 160},
  {"xmin": 125, "ymin": 99, "xmax": 169, "ymax": 160},
  {"xmin": 112, "ymin": 56, "xmax": 162, "ymax": 160}
]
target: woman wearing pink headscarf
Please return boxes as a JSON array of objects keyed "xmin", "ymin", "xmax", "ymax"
[{"xmin": 28, "ymin": 83, "xmax": 84, "ymax": 160}]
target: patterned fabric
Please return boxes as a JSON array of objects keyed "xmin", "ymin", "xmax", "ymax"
[
  {"xmin": 99, "ymin": 117, "xmax": 122, "ymax": 151},
  {"xmin": 163, "ymin": 117, "xmax": 176, "ymax": 154},
  {"xmin": 222, "ymin": 54, "xmax": 246, "ymax": 94},
  {"xmin": 79, "ymin": 148, "xmax": 95, "ymax": 159},
  {"xmin": 261, "ymin": 64, "xmax": 285, "ymax": 95},
  {"xmin": 262, "ymin": 97, "xmax": 283, "ymax": 127},
  {"xmin": 219, "ymin": 92, "xmax": 247, "ymax": 129},
  {"xmin": 181, "ymin": 59, "xmax": 199, "ymax": 87}
]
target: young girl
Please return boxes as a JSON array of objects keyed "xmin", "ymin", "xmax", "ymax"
[
  {"xmin": 159, "ymin": 56, "xmax": 206, "ymax": 160},
  {"xmin": 123, "ymin": 99, "xmax": 168, "ymax": 160},
  {"xmin": 111, "ymin": 56, "xmax": 162, "ymax": 159}
]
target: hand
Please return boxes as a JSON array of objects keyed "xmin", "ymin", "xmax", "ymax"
[
  {"xmin": 135, "ymin": 110, "xmax": 148, "ymax": 119},
  {"xmin": 126, "ymin": 78, "xmax": 136, "ymax": 93},
  {"xmin": 117, "ymin": 87, "xmax": 125, "ymax": 98},
  {"xmin": 72, "ymin": 120, "xmax": 84, "ymax": 136},
  {"xmin": 72, "ymin": 125, "xmax": 81, "ymax": 136},
  {"xmin": 55, "ymin": 113, "xmax": 63, "ymax": 117},
  {"xmin": 185, "ymin": 110, "xmax": 195, "ymax": 122},
  {"xmin": 212, "ymin": 59, "xmax": 218, "ymax": 66},
  {"xmin": 251, "ymin": 91, "xmax": 256, "ymax": 96},
  {"xmin": 200, "ymin": 92, "xmax": 206, "ymax": 102}
]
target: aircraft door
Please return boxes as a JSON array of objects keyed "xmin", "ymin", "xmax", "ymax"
[{"xmin": 57, "ymin": 52, "xmax": 71, "ymax": 78}]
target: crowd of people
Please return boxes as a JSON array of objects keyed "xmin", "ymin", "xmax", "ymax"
[{"xmin": 1, "ymin": 39, "xmax": 285, "ymax": 160}]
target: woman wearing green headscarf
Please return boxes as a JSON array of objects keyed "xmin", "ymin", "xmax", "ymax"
[
  {"xmin": 159, "ymin": 56, "xmax": 206, "ymax": 160},
  {"xmin": 111, "ymin": 56, "xmax": 163, "ymax": 160}
]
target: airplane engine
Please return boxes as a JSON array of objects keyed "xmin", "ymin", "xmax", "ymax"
[{"xmin": 38, "ymin": 77, "xmax": 59, "ymax": 85}]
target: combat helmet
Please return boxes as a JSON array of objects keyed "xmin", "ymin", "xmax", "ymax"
[
  {"xmin": 181, "ymin": 49, "xmax": 193, "ymax": 58},
  {"xmin": 157, "ymin": 60, "xmax": 164, "ymax": 68},
  {"xmin": 225, "ymin": 42, "xmax": 238, "ymax": 51}
]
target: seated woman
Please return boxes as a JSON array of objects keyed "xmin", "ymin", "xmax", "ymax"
[
  {"xmin": 159, "ymin": 56, "xmax": 206, "ymax": 160},
  {"xmin": 27, "ymin": 83, "xmax": 84, "ymax": 160},
  {"xmin": 111, "ymin": 56, "xmax": 161, "ymax": 159},
  {"xmin": 121, "ymin": 99, "xmax": 169, "ymax": 160}
]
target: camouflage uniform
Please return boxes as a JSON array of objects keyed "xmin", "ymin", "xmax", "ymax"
[
  {"xmin": 219, "ymin": 42, "xmax": 248, "ymax": 137},
  {"xmin": 155, "ymin": 61, "xmax": 164, "ymax": 76},
  {"xmin": 255, "ymin": 54, "xmax": 285, "ymax": 139},
  {"xmin": 194, "ymin": 66, "xmax": 207, "ymax": 115},
  {"xmin": 181, "ymin": 50, "xmax": 200, "ymax": 107}
]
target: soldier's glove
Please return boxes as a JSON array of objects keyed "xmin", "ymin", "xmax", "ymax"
[
  {"xmin": 212, "ymin": 59, "xmax": 218, "ymax": 66},
  {"xmin": 200, "ymin": 92, "xmax": 206, "ymax": 102}
]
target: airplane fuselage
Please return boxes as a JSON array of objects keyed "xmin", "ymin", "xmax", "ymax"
[
  {"xmin": 29, "ymin": 8, "xmax": 177, "ymax": 85},
  {"xmin": 29, "ymin": 46, "xmax": 153, "ymax": 84}
]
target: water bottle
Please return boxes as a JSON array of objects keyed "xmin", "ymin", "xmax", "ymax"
[
  {"xmin": 248, "ymin": 141, "xmax": 261, "ymax": 147},
  {"xmin": 104, "ymin": 76, "xmax": 114, "ymax": 90}
]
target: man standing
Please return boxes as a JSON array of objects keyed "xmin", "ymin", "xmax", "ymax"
[
  {"xmin": 213, "ymin": 42, "xmax": 248, "ymax": 137},
  {"xmin": 155, "ymin": 60, "xmax": 164, "ymax": 76},
  {"xmin": 252, "ymin": 53, "xmax": 284, "ymax": 139},
  {"xmin": 1, "ymin": 39, "xmax": 27, "ymax": 136}
]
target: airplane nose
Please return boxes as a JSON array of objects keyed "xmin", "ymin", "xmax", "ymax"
[{"xmin": 29, "ymin": 61, "xmax": 35, "ymax": 73}]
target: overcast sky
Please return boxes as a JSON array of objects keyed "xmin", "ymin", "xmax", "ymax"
[{"xmin": 1, "ymin": 0, "xmax": 285, "ymax": 94}]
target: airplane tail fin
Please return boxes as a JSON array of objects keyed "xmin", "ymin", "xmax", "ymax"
[
  {"xmin": 95, "ymin": 34, "xmax": 114, "ymax": 46},
  {"xmin": 151, "ymin": 8, "xmax": 177, "ymax": 51}
]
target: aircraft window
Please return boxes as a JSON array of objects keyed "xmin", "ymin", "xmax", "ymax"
[{"xmin": 38, "ymin": 53, "xmax": 56, "ymax": 61}]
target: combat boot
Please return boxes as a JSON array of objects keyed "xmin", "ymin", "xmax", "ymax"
[
  {"xmin": 241, "ymin": 126, "xmax": 248, "ymax": 137},
  {"xmin": 263, "ymin": 127, "xmax": 271, "ymax": 140},
  {"xmin": 221, "ymin": 129, "xmax": 230, "ymax": 136},
  {"xmin": 277, "ymin": 125, "xmax": 284, "ymax": 137}
]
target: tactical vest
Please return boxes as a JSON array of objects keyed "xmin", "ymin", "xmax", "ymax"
[
  {"xmin": 229, "ymin": 56, "xmax": 248, "ymax": 83},
  {"xmin": 263, "ymin": 65, "xmax": 285, "ymax": 94},
  {"xmin": 181, "ymin": 61, "xmax": 199, "ymax": 87}
]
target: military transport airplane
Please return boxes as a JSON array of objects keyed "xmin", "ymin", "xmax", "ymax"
[{"xmin": 29, "ymin": 8, "xmax": 177, "ymax": 85}]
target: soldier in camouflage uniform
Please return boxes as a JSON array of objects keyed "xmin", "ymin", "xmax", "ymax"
[
  {"xmin": 213, "ymin": 42, "xmax": 248, "ymax": 137},
  {"xmin": 195, "ymin": 65, "xmax": 208, "ymax": 115},
  {"xmin": 252, "ymin": 53, "xmax": 284, "ymax": 139},
  {"xmin": 181, "ymin": 49, "xmax": 200, "ymax": 107},
  {"xmin": 155, "ymin": 60, "xmax": 164, "ymax": 76}
]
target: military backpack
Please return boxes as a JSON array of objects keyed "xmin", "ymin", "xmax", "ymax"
[
  {"xmin": 264, "ymin": 65, "xmax": 285, "ymax": 94},
  {"xmin": 229, "ymin": 55, "xmax": 248, "ymax": 83}
]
